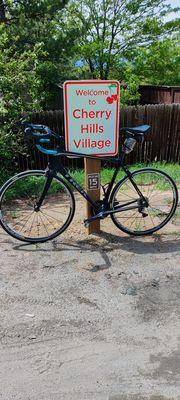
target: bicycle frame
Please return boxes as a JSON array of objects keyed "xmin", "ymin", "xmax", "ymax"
[
  {"xmin": 35, "ymin": 149, "xmax": 147, "ymax": 218},
  {"xmin": 1, "ymin": 122, "xmax": 177, "ymax": 243}
]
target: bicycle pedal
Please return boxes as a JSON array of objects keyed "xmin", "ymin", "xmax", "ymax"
[{"xmin": 84, "ymin": 213, "xmax": 101, "ymax": 227}]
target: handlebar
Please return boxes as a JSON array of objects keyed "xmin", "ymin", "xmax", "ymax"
[{"xmin": 22, "ymin": 121, "xmax": 65, "ymax": 155}]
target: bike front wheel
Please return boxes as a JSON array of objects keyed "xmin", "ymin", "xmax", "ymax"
[
  {"xmin": 110, "ymin": 168, "xmax": 178, "ymax": 236},
  {"xmin": 0, "ymin": 170, "xmax": 75, "ymax": 243}
]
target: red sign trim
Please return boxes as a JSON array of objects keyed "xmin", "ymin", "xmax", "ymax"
[{"xmin": 64, "ymin": 80, "xmax": 120, "ymax": 156}]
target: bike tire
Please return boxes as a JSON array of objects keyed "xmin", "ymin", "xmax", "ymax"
[
  {"xmin": 0, "ymin": 170, "xmax": 75, "ymax": 243},
  {"xmin": 110, "ymin": 168, "xmax": 178, "ymax": 236}
]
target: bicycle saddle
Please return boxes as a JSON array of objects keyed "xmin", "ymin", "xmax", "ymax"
[{"xmin": 121, "ymin": 125, "xmax": 151, "ymax": 135}]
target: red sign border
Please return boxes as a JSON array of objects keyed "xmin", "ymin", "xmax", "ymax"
[{"xmin": 63, "ymin": 80, "xmax": 120, "ymax": 156}]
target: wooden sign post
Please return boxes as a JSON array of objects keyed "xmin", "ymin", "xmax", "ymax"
[
  {"xmin": 63, "ymin": 80, "xmax": 120, "ymax": 234},
  {"xmin": 84, "ymin": 158, "xmax": 101, "ymax": 234}
]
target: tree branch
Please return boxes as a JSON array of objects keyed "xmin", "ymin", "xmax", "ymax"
[
  {"xmin": 0, "ymin": 0, "xmax": 6, "ymax": 22},
  {"xmin": 86, "ymin": 57, "xmax": 97, "ymax": 78}
]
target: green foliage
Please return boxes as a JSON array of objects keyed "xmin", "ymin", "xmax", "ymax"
[
  {"xmin": 1, "ymin": 162, "xmax": 178, "ymax": 196},
  {"xmin": 0, "ymin": 0, "xmax": 77, "ymax": 120},
  {"xmin": 67, "ymin": 0, "xmax": 179, "ymax": 75},
  {"xmin": 0, "ymin": 0, "xmax": 180, "ymax": 181},
  {"xmin": 64, "ymin": 0, "xmax": 179, "ymax": 106},
  {"xmin": 0, "ymin": 128, "xmax": 18, "ymax": 187},
  {"xmin": 1, "ymin": 0, "xmax": 179, "ymax": 115},
  {"xmin": 132, "ymin": 38, "xmax": 180, "ymax": 86},
  {"xmin": 0, "ymin": 0, "xmax": 80, "ymax": 177}
]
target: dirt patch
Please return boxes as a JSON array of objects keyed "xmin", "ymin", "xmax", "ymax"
[{"xmin": 0, "ymin": 193, "xmax": 180, "ymax": 399}]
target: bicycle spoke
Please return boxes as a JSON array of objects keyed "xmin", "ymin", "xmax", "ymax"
[
  {"xmin": 1, "ymin": 168, "xmax": 176, "ymax": 242},
  {"xmin": 111, "ymin": 168, "xmax": 177, "ymax": 235},
  {"xmin": 38, "ymin": 211, "xmax": 51, "ymax": 236},
  {"xmin": 0, "ymin": 171, "xmax": 75, "ymax": 241},
  {"xmin": 148, "ymin": 206, "xmax": 166, "ymax": 224},
  {"xmin": 136, "ymin": 214, "xmax": 143, "ymax": 231},
  {"xmin": 128, "ymin": 211, "xmax": 140, "ymax": 229},
  {"xmin": 146, "ymin": 180, "xmax": 155, "ymax": 198},
  {"xmin": 116, "ymin": 210, "xmax": 138, "ymax": 220},
  {"xmin": 41, "ymin": 209, "xmax": 68, "ymax": 224},
  {"xmin": 143, "ymin": 215, "xmax": 147, "ymax": 230},
  {"xmin": 119, "ymin": 192, "xmax": 137, "ymax": 201},
  {"xmin": 149, "ymin": 206, "xmax": 169, "ymax": 216},
  {"xmin": 40, "ymin": 210, "xmax": 60, "ymax": 231},
  {"xmin": 147, "ymin": 209, "xmax": 155, "ymax": 227},
  {"xmin": 36, "ymin": 213, "xmax": 40, "ymax": 237},
  {"xmin": 17, "ymin": 190, "xmax": 37, "ymax": 208},
  {"xmin": 14, "ymin": 211, "xmax": 35, "ymax": 233},
  {"xmin": 40, "ymin": 210, "xmax": 60, "ymax": 222},
  {"xmin": 3, "ymin": 210, "xmax": 29, "ymax": 225},
  {"xmin": 122, "ymin": 182, "xmax": 139, "ymax": 197},
  {"xmin": 43, "ymin": 207, "xmax": 70, "ymax": 216},
  {"xmin": 23, "ymin": 212, "xmax": 37, "ymax": 236}
]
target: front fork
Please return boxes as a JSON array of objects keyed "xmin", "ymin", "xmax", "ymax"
[{"xmin": 34, "ymin": 168, "xmax": 54, "ymax": 211}]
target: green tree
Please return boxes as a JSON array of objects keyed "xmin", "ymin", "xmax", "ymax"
[
  {"xmin": 64, "ymin": 0, "xmax": 179, "ymax": 105},
  {"xmin": 71, "ymin": 0, "xmax": 179, "ymax": 78},
  {"xmin": 0, "ymin": 0, "xmax": 80, "ymax": 120},
  {"xmin": 131, "ymin": 38, "xmax": 180, "ymax": 86},
  {"xmin": 0, "ymin": 0, "xmax": 80, "ymax": 180},
  {"xmin": 107, "ymin": 37, "xmax": 180, "ymax": 105}
]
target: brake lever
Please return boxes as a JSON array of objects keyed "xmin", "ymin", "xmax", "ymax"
[{"xmin": 24, "ymin": 127, "xmax": 33, "ymax": 147}]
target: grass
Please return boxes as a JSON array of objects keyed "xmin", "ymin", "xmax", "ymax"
[
  {"xmin": 1, "ymin": 162, "xmax": 179, "ymax": 202},
  {"xmin": 2, "ymin": 176, "xmax": 66, "ymax": 201},
  {"xmin": 69, "ymin": 162, "xmax": 180, "ymax": 188}
]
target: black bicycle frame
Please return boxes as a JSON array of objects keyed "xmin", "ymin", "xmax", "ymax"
[
  {"xmin": 36, "ymin": 150, "xmax": 147, "ymax": 216},
  {"xmin": 57, "ymin": 161, "xmax": 121, "ymax": 212},
  {"xmin": 35, "ymin": 153, "xmax": 118, "ymax": 212}
]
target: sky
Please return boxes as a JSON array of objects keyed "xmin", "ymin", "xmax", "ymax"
[
  {"xmin": 168, "ymin": 0, "xmax": 179, "ymax": 6},
  {"xmin": 165, "ymin": 0, "xmax": 180, "ymax": 20}
]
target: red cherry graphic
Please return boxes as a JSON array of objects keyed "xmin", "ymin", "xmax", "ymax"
[
  {"xmin": 106, "ymin": 96, "xmax": 114, "ymax": 104},
  {"xmin": 111, "ymin": 94, "xmax": 118, "ymax": 101}
]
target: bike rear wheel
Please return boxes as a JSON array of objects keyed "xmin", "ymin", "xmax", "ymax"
[
  {"xmin": 0, "ymin": 170, "xmax": 75, "ymax": 243},
  {"xmin": 110, "ymin": 168, "xmax": 178, "ymax": 236}
]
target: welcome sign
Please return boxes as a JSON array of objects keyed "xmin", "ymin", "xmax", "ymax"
[{"xmin": 63, "ymin": 80, "xmax": 120, "ymax": 156}]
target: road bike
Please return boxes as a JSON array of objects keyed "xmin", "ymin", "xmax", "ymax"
[{"xmin": 0, "ymin": 122, "xmax": 178, "ymax": 243}]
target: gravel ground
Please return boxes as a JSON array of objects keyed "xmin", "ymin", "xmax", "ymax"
[{"xmin": 0, "ymin": 194, "xmax": 180, "ymax": 400}]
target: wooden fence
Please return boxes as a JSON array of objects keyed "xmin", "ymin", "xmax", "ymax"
[
  {"xmin": 139, "ymin": 85, "xmax": 180, "ymax": 105},
  {"xmin": 16, "ymin": 104, "xmax": 180, "ymax": 170}
]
